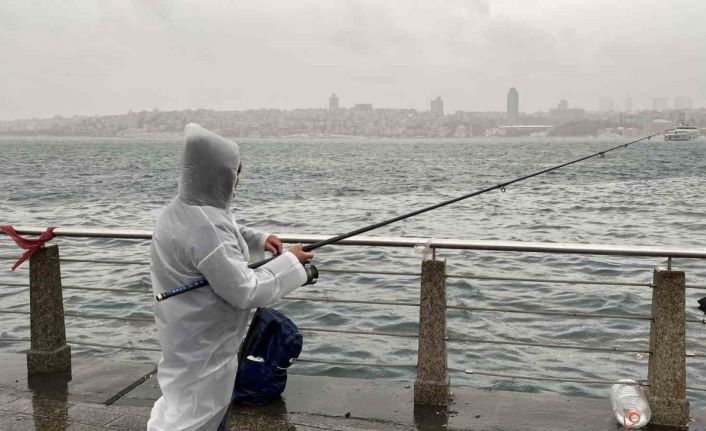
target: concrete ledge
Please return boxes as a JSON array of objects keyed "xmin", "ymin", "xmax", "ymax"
[
  {"xmin": 1, "ymin": 353, "xmax": 704, "ymax": 430},
  {"xmin": 0, "ymin": 353, "xmax": 156, "ymax": 405},
  {"xmin": 116, "ymin": 372, "xmax": 706, "ymax": 431}
]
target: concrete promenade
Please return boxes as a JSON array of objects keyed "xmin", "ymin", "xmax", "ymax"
[{"xmin": 0, "ymin": 354, "xmax": 704, "ymax": 431}]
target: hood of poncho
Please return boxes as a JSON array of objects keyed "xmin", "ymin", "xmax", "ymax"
[{"xmin": 178, "ymin": 123, "xmax": 240, "ymax": 209}]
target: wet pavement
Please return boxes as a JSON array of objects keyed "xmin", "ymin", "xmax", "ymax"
[
  {"xmin": 0, "ymin": 353, "xmax": 155, "ymax": 430},
  {"xmin": 0, "ymin": 393, "xmax": 152, "ymax": 430},
  {"xmin": 0, "ymin": 353, "xmax": 704, "ymax": 430}
]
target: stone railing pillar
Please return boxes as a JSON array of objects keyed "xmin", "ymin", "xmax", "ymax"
[
  {"xmin": 647, "ymin": 268, "xmax": 689, "ymax": 427},
  {"xmin": 27, "ymin": 245, "xmax": 71, "ymax": 374},
  {"xmin": 414, "ymin": 257, "xmax": 449, "ymax": 405}
]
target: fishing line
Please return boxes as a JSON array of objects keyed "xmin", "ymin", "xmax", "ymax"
[{"xmin": 157, "ymin": 131, "xmax": 664, "ymax": 301}]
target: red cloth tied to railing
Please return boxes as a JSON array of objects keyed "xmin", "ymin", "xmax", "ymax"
[{"xmin": 0, "ymin": 226, "xmax": 57, "ymax": 271}]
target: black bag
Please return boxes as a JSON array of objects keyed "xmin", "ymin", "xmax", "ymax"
[{"xmin": 232, "ymin": 308, "xmax": 303, "ymax": 406}]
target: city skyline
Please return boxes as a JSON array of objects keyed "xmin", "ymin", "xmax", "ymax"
[
  {"xmin": 3, "ymin": 95, "xmax": 703, "ymax": 139},
  {"xmin": 1, "ymin": 81, "xmax": 701, "ymax": 122},
  {"xmin": 5, "ymin": 89, "xmax": 704, "ymax": 124},
  {"xmin": 1, "ymin": 1, "xmax": 705, "ymax": 121}
]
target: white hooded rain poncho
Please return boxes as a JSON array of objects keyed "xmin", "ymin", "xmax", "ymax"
[{"xmin": 147, "ymin": 124, "xmax": 307, "ymax": 431}]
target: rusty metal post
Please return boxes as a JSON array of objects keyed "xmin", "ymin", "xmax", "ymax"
[
  {"xmin": 647, "ymin": 268, "xmax": 689, "ymax": 427},
  {"xmin": 27, "ymin": 245, "xmax": 71, "ymax": 374},
  {"xmin": 414, "ymin": 255, "xmax": 449, "ymax": 406}
]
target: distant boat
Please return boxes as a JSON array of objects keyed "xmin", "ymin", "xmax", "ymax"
[{"xmin": 664, "ymin": 124, "xmax": 700, "ymax": 141}]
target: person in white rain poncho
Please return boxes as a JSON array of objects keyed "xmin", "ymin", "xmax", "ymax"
[{"xmin": 148, "ymin": 124, "xmax": 314, "ymax": 431}]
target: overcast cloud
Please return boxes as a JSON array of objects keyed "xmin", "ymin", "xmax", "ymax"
[{"xmin": 1, "ymin": 0, "xmax": 704, "ymax": 120}]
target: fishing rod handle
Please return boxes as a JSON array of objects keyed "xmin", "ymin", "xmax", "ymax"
[
  {"xmin": 156, "ymin": 277, "xmax": 209, "ymax": 301},
  {"xmin": 155, "ymin": 257, "xmax": 315, "ymax": 301},
  {"xmin": 155, "ymin": 259, "xmax": 272, "ymax": 301}
]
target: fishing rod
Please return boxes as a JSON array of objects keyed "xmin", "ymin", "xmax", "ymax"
[{"xmin": 156, "ymin": 131, "xmax": 664, "ymax": 302}]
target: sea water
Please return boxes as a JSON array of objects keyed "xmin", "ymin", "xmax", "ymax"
[{"xmin": 0, "ymin": 135, "xmax": 705, "ymax": 405}]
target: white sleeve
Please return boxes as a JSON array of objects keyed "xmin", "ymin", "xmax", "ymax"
[
  {"xmin": 238, "ymin": 224, "xmax": 269, "ymax": 256},
  {"xmin": 197, "ymin": 245, "xmax": 306, "ymax": 310}
]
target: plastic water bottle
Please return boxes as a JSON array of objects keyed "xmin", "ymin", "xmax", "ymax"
[{"xmin": 610, "ymin": 379, "xmax": 651, "ymax": 429}]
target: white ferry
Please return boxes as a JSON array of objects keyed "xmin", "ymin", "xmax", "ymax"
[{"xmin": 664, "ymin": 123, "xmax": 700, "ymax": 141}]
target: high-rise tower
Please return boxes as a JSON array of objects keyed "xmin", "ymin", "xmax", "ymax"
[
  {"xmin": 507, "ymin": 88, "xmax": 519, "ymax": 124},
  {"xmin": 625, "ymin": 96, "xmax": 633, "ymax": 112},
  {"xmin": 329, "ymin": 93, "xmax": 339, "ymax": 109},
  {"xmin": 430, "ymin": 97, "xmax": 444, "ymax": 116}
]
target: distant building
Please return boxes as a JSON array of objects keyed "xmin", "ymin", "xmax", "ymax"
[
  {"xmin": 674, "ymin": 96, "xmax": 693, "ymax": 110},
  {"xmin": 652, "ymin": 98, "xmax": 668, "ymax": 111},
  {"xmin": 329, "ymin": 93, "xmax": 339, "ymax": 109},
  {"xmin": 677, "ymin": 111, "xmax": 686, "ymax": 124},
  {"xmin": 649, "ymin": 118, "xmax": 672, "ymax": 134},
  {"xmin": 430, "ymin": 97, "xmax": 444, "ymax": 116},
  {"xmin": 454, "ymin": 124, "xmax": 467, "ymax": 138},
  {"xmin": 550, "ymin": 100, "xmax": 585, "ymax": 125},
  {"xmin": 599, "ymin": 97, "xmax": 614, "ymax": 112},
  {"xmin": 507, "ymin": 88, "xmax": 519, "ymax": 124},
  {"xmin": 498, "ymin": 124, "xmax": 554, "ymax": 137},
  {"xmin": 625, "ymin": 96, "xmax": 633, "ymax": 112},
  {"xmin": 354, "ymin": 103, "xmax": 373, "ymax": 111}
]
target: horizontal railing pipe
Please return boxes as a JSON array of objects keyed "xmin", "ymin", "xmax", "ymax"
[
  {"xmin": 447, "ymin": 273, "xmax": 652, "ymax": 287},
  {"xmin": 63, "ymin": 285, "xmax": 149, "ymax": 294},
  {"xmin": 300, "ymin": 327, "xmax": 418, "ymax": 339},
  {"xmin": 4, "ymin": 227, "xmax": 706, "ymax": 258},
  {"xmin": 0, "ymin": 309, "xmax": 154, "ymax": 322},
  {"xmin": 0, "ymin": 282, "xmax": 27, "ymax": 288},
  {"xmin": 447, "ymin": 367, "xmax": 647, "ymax": 386},
  {"xmin": 446, "ymin": 304, "xmax": 653, "ymax": 321},
  {"xmin": 4, "ymin": 227, "xmax": 154, "ymax": 239},
  {"xmin": 446, "ymin": 336, "xmax": 650, "ymax": 354},
  {"xmin": 297, "ymin": 358, "xmax": 418, "ymax": 369},
  {"xmin": 283, "ymin": 296, "xmax": 419, "ymax": 307}
]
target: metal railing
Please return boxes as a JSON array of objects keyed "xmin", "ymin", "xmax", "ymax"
[
  {"xmin": 2, "ymin": 226, "xmax": 706, "ymax": 426},
  {"xmin": 6, "ymin": 226, "xmax": 706, "ymax": 258}
]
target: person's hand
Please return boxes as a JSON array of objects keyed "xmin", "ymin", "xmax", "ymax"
[
  {"xmin": 264, "ymin": 234, "xmax": 283, "ymax": 256},
  {"xmin": 288, "ymin": 243, "xmax": 315, "ymax": 265}
]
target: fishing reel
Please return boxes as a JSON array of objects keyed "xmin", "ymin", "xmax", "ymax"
[{"xmin": 303, "ymin": 263, "xmax": 318, "ymax": 286}]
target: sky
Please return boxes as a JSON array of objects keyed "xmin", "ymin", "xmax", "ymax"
[{"xmin": 1, "ymin": 0, "xmax": 705, "ymax": 120}]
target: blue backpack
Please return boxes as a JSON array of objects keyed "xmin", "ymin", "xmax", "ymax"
[{"xmin": 232, "ymin": 308, "xmax": 303, "ymax": 406}]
